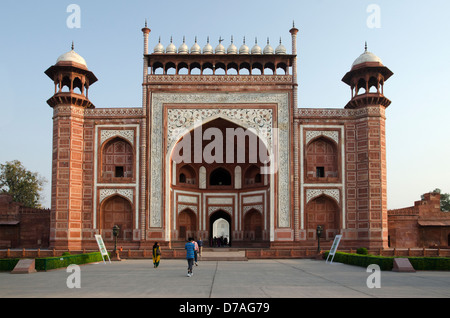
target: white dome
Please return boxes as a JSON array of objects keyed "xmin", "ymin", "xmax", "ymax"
[
  {"xmin": 263, "ymin": 38, "xmax": 274, "ymax": 54},
  {"xmin": 251, "ymin": 39, "xmax": 262, "ymax": 54},
  {"xmin": 190, "ymin": 37, "xmax": 201, "ymax": 54},
  {"xmin": 215, "ymin": 41, "xmax": 225, "ymax": 54},
  {"xmin": 166, "ymin": 37, "xmax": 177, "ymax": 54},
  {"xmin": 178, "ymin": 36, "xmax": 189, "ymax": 54},
  {"xmin": 239, "ymin": 37, "xmax": 249, "ymax": 54},
  {"xmin": 56, "ymin": 50, "xmax": 87, "ymax": 67},
  {"xmin": 352, "ymin": 50, "xmax": 383, "ymax": 67},
  {"xmin": 227, "ymin": 36, "xmax": 237, "ymax": 54},
  {"xmin": 203, "ymin": 37, "xmax": 213, "ymax": 54},
  {"xmin": 154, "ymin": 37, "xmax": 164, "ymax": 54},
  {"xmin": 275, "ymin": 38, "xmax": 286, "ymax": 54}
]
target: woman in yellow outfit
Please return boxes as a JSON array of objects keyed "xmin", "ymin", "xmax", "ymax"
[{"xmin": 152, "ymin": 242, "xmax": 161, "ymax": 268}]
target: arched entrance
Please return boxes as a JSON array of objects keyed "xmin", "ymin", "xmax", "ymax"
[
  {"xmin": 100, "ymin": 195, "xmax": 133, "ymax": 240},
  {"xmin": 244, "ymin": 209, "xmax": 263, "ymax": 241},
  {"xmin": 169, "ymin": 117, "xmax": 271, "ymax": 247},
  {"xmin": 209, "ymin": 210, "xmax": 232, "ymax": 247},
  {"xmin": 305, "ymin": 195, "xmax": 340, "ymax": 240},
  {"xmin": 178, "ymin": 209, "xmax": 197, "ymax": 241}
]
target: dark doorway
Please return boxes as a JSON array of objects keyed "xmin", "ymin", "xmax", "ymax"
[
  {"xmin": 209, "ymin": 210, "xmax": 232, "ymax": 247},
  {"xmin": 210, "ymin": 168, "xmax": 232, "ymax": 186}
]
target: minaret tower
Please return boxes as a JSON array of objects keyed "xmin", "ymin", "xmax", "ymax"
[
  {"xmin": 45, "ymin": 45, "xmax": 97, "ymax": 250},
  {"xmin": 342, "ymin": 44, "xmax": 393, "ymax": 249}
]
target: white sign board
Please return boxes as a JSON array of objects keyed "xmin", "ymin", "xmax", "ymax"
[
  {"xmin": 326, "ymin": 235, "xmax": 342, "ymax": 264},
  {"xmin": 95, "ymin": 235, "xmax": 111, "ymax": 264}
]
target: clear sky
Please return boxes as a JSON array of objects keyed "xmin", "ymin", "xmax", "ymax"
[{"xmin": 0, "ymin": 0, "xmax": 449, "ymax": 209}]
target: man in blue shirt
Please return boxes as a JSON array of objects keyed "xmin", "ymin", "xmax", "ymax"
[{"xmin": 185, "ymin": 237, "xmax": 195, "ymax": 277}]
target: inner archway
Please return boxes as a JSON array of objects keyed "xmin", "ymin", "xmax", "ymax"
[
  {"xmin": 305, "ymin": 195, "xmax": 340, "ymax": 240},
  {"xmin": 209, "ymin": 210, "xmax": 232, "ymax": 247},
  {"xmin": 169, "ymin": 116, "xmax": 272, "ymax": 247}
]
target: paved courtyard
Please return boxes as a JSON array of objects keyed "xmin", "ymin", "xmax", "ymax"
[{"xmin": 1, "ymin": 258, "xmax": 449, "ymax": 299}]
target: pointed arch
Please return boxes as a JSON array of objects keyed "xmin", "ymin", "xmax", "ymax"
[
  {"xmin": 305, "ymin": 194, "xmax": 340, "ymax": 240},
  {"xmin": 101, "ymin": 136, "xmax": 134, "ymax": 181},
  {"xmin": 99, "ymin": 194, "xmax": 133, "ymax": 240}
]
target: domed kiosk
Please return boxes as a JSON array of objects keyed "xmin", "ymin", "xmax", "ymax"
[{"xmin": 44, "ymin": 43, "xmax": 97, "ymax": 108}]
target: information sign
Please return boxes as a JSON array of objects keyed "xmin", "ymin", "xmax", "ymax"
[
  {"xmin": 95, "ymin": 234, "xmax": 111, "ymax": 264},
  {"xmin": 326, "ymin": 235, "xmax": 342, "ymax": 264}
]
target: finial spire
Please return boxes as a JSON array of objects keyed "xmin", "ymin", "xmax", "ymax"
[
  {"xmin": 365, "ymin": 41, "xmax": 368, "ymax": 52},
  {"xmin": 71, "ymin": 41, "xmax": 74, "ymax": 51},
  {"xmin": 145, "ymin": 19, "xmax": 147, "ymax": 28}
]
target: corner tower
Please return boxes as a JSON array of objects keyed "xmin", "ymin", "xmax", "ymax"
[
  {"xmin": 45, "ymin": 45, "xmax": 97, "ymax": 250},
  {"xmin": 342, "ymin": 44, "xmax": 393, "ymax": 248}
]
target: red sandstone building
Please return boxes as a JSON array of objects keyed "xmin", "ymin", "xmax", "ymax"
[
  {"xmin": 388, "ymin": 193, "xmax": 450, "ymax": 248},
  {"xmin": 44, "ymin": 23, "xmax": 396, "ymax": 251}
]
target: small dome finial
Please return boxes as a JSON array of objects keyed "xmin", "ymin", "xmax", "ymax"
[
  {"xmin": 365, "ymin": 41, "xmax": 368, "ymax": 52},
  {"xmin": 71, "ymin": 41, "xmax": 74, "ymax": 51},
  {"xmin": 145, "ymin": 19, "xmax": 148, "ymax": 28}
]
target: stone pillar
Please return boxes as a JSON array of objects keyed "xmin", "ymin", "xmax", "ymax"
[
  {"xmin": 290, "ymin": 23, "xmax": 300, "ymax": 241},
  {"xmin": 50, "ymin": 105, "xmax": 85, "ymax": 250}
]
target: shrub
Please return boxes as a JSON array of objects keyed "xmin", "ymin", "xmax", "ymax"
[
  {"xmin": 0, "ymin": 258, "xmax": 20, "ymax": 271},
  {"xmin": 35, "ymin": 252, "xmax": 105, "ymax": 271},
  {"xmin": 356, "ymin": 247, "xmax": 368, "ymax": 255},
  {"xmin": 323, "ymin": 251, "xmax": 450, "ymax": 271}
]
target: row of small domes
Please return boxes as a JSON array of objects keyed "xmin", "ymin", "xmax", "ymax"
[{"xmin": 154, "ymin": 36, "xmax": 287, "ymax": 55}]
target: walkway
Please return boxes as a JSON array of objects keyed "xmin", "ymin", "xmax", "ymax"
[{"xmin": 1, "ymin": 257, "xmax": 449, "ymax": 299}]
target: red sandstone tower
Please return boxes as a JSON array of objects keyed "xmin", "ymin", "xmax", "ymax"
[
  {"xmin": 341, "ymin": 43, "xmax": 393, "ymax": 248},
  {"xmin": 45, "ymin": 45, "xmax": 97, "ymax": 250}
]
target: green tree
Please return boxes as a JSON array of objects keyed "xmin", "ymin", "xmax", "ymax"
[
  {"xmin": 0, "ymin": 160, "xmax": 47, "ymax": 208},
  {"xmin": 422, "ymin": 188, "xmax": 450, "ymax": 212}
]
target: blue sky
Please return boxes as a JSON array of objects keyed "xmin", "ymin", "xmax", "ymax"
[{"xmin": 0, "ymin": 0, "xmax": 449, "ymax": 209}]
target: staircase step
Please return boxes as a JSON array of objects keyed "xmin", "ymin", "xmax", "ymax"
[{"xmin": 199, "ymin": 249, "xmax": 247, "ymax": 261}]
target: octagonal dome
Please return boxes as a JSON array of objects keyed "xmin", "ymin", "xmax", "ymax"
[{"xmin": 56, "ymin": 49, "xmax": 87, "ymax": 68}]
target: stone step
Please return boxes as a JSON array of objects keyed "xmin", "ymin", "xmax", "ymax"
[{"xmin": 199, "ymin": 249, "xmax": 247, "ymax": 261}]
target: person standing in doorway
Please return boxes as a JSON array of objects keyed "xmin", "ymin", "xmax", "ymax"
[
  {"xmin": 152, "ymin": 242, "xmax": 161, "ymax": 268},
  {"xmin": 185, "ymin": 237, "xmax": 195, "ymax": 277}
]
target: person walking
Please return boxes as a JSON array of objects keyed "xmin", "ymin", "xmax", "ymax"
[
  {"xmin": 152, "ymin": 242, "xmax": 161, "ymax": 268},
  {"xmin": 185, "ymin": 237, "xmax": 195, "ymax": 277},
  {"xmin": 193, "ymin": 239, "xmax": 199, "ymax": 266},
  {"xmin": 197, "ymin": 238, "xmax": 203, "ymax": 257}
]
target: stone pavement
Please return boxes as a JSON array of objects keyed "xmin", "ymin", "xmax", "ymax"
[{"xmin": 1, "ymin": 257, "xmax": 449, "ymax": 300}]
